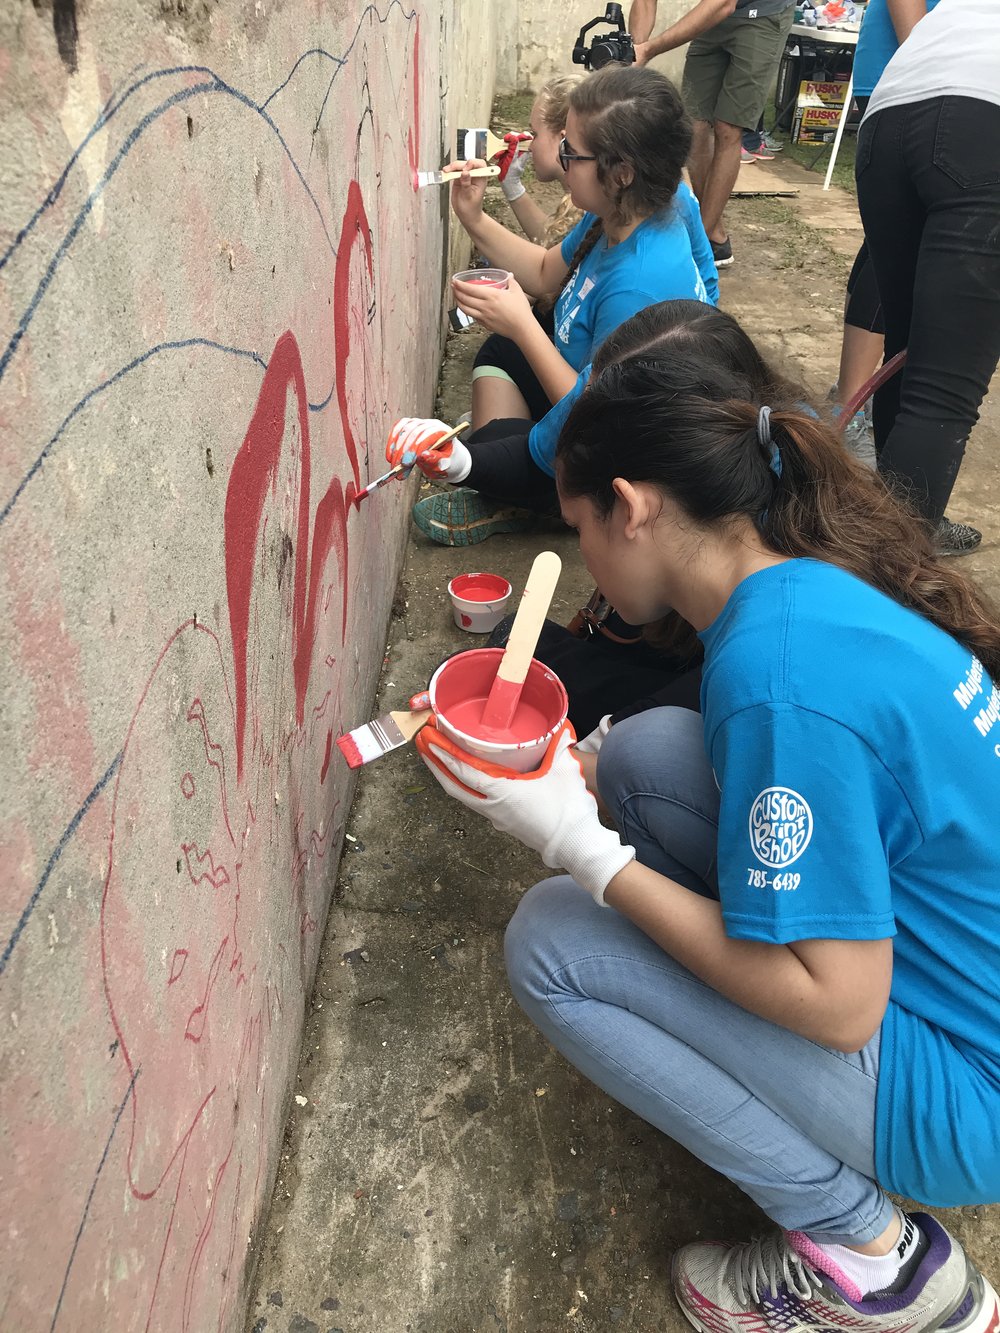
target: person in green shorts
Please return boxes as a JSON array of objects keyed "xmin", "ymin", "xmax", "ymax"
[{"xmin": 630, "ymin": 0, "xmax": 794, "ymax": 267}]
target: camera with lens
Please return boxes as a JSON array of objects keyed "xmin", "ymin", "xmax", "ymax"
[{"xmin": 572, "ymin": 2, "xmax": 636, "ymax": 71}]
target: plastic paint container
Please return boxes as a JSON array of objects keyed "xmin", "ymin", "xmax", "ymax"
[
  {"xmin": 449, "ymin": 269, "xmax": 511, "ymax": 331},
  {"xmin": 429, "ymin": 647, "xmax": 568, "ymax": 774},
  {"xmin": 447, "ymin": 572, "xmax": 512, "ymax": 633},
  {"xmin": 452, "ymin": 268, "xmax": 511, "ymax": 290}
]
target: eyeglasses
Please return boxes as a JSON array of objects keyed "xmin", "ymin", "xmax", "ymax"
[{"xmin": 558, "ymin": 136, "xmax": 597, "ymax": 171}]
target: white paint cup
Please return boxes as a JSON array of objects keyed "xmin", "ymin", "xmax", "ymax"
[
  {"xmin": 428, "ymin": 647, "xmax": 568, "ymax": 774},
  {"xmin": 447, "ymin": 572, "xmax": 512, "ymax": 633}
]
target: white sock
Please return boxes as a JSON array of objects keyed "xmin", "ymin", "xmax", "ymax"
[{"xmin": 811, "ymin": 1211, "xmax": 924, "ymax": 1299}]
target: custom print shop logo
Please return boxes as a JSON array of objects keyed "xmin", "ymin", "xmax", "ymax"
[{"xmin": 749, "ymin": 787, "xmax": 813, "ymax": 868}]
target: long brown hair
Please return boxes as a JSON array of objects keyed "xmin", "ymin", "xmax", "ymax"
[
  {"xmin": 552, "ymin": 65, "xmax": 692, "ymax": 301},
  {"xmin": 557, "ymin": 306, "xmax": 1000, "ymax": 679}
]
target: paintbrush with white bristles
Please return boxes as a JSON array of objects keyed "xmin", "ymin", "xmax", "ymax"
[
  {"xmin": 416, "ymin": 164, "xmax": 500, "ymax": 188},
  {"xmin": 336, "ymin": 692, "xmax": 431, "ymax": 769}
]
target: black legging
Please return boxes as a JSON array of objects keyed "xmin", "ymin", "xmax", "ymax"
[
  {"xmin": 844, "ymin": 242, "xmax": 883, "ymax": 336},
  {"xmin": 463, "ymin": 418, "xmax": 559, "ymax": 514},
  {"xmin": 856, "ymin": 95, "xmax": 1000, "ymax": 524}
]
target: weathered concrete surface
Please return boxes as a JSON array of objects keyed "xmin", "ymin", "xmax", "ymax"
[
  {"xmin": 247, "ymin": 155, "xmax": 1000, "ymax": 1331},
  {"xmin": 495, "ymin": 1, "xmax": 692, "ymax": 95},
  {"xmin": 0, "ymin": 3, "xmax": 498, "ymax": 1329}
]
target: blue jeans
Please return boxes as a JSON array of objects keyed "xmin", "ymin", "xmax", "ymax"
[{"xmin": 504, "ymin": 707, "xmax": 895, "ymax": 1244}]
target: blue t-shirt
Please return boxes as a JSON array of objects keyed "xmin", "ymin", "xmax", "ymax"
[
  {"xmin": 853, "ymin": 0, "xmax": 942, "ymax": 97},
  {"xmin": 528, "ymin": 363, "xmax": 590, "ymax": 477},
  {"xmin": 699, "ymin": 559, "xmax": 1000, "ymax": 1206},
  {"xmin": 529, "ymin": 187, "xmax": 717, "ymax": 477},
  {"xmin": 556, "ymin": 194, "xmax": 712, "ymax": 372}
]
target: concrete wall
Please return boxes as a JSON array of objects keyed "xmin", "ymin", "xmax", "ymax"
[
  {"xmin": 0, "ymin": 2, "xmax": 496, "ymax": 1329},
  {"xmin": 497, "ymin": 0, "xmax": 690, "ymax": 94}
]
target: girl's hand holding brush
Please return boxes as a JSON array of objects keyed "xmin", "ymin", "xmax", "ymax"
[{"xmin": 385, "ymin": 417, "xmax": 472, "ymax": 483}]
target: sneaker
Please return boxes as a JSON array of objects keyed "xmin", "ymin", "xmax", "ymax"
[
  {"xmin": 741, "ymin": 146, "xmax": 758, "ymax": 164},
  {"xmin": 937, "ymin": 517, "xmax": 983, "ymax": 557},
  {"xmin": 411, "ymin": 487, "xmax": 536, "ymax": 547},
  {"xmin": 711, "ymin": 237, "xmax": 734, "ymax": 268},
  {"xmin": 843, "ymin": 410, "xmax": 877, "ymax": 469},
  {"xmin": 672, "ymin": 1215, "xmax": 999, "ymax": 1333},
  {"xmin": 748, "ymin": 143, "xmax": 776, "ymax": 161},
  {"xmin": 761, "ymin": 130, "xmax": 784, "ymax": 152}
]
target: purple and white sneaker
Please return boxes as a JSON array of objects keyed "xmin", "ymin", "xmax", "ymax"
[{"xmin": 672, "ymin": 1213, "xmax": 998, "ymax": 1333}]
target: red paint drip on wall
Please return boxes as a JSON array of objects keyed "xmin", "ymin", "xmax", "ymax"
[
  {"xmin": 224, "ymin": 332, "xmax": 311, "ymax": 778},
  {"xmin": 225, "ymin": 330, "xmax": 358, "ymax": 774},
  {"xmin": 333, "ymin": 182, "xmax": 374, "ymax": 491},
  {"xmin": 407, "ymin": 21, "xmax": 420, "ymax": 191}
]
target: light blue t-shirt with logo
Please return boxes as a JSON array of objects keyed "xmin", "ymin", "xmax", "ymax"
[
  {"xmin": 530, "ymin": 184, "xmax": 716, "ymax": 477},
  {"xmin": 699, "ymin": 558, "xmax": 1000, "ymax": 1206},
  {"xmin": 556, "ymin": 183, "xmax": 713, "ymax": 373}
]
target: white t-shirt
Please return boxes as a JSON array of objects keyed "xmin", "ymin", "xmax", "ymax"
[{"xmin": 864, "ymin": 0, "xmax": 1000, "ymax": 119}]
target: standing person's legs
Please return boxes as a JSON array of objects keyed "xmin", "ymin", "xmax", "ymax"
[
  {"xmin": 859, "ymin": 98, "xmax": 1000, "ymax": 526},
  {"xmin": 839, "ymin": 243, "xmax": 884, "ymax": 405},
  {"xmin": 505, "ymin": 708, "xmax": 893, "ymax": 1242},
  {"xmin": 682, "ymin": 31, "xmax": 730, "ymax": 219},
  {"xmin": 702, "ymin": 9, "xmax": 794, "ymax": 249},
  {"xmin": 698, "ymin": 120, "xmax": 743, "ymax": 243},
  {"xmin": 687, "ymin": 119, "xmax": 716, "ymax": 206}
]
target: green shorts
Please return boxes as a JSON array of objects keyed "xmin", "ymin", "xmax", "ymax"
[{"xmin": 681, "ymin": 6, "xmax": 794, "ymax": 130}]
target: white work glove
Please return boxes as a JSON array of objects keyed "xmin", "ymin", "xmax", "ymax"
[
  {"xmin": 385, "ymin": 417, "xmax": 472, "ymax": 484},
  {"xmin": 497, "ymin": 132, "xmax": 533, "ymax": 203},
  {"xmin": 574, "ymin": 713, "xmax": 613, "ymax": 756},
  {"xmin": 416, "ymin": 717, "xmax": 635, "ymax": 905}
]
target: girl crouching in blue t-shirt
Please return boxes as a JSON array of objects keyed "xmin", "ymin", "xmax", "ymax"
[{"xmin": 415, "ymin": 305, "xmax": 1000, "ymax": 1330}]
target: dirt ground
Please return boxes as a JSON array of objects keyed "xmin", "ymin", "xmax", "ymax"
[{"xmin": 245, "ymin": 105, "xmax": 1000, "ymax": 1333}]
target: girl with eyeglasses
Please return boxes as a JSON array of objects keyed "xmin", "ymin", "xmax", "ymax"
[
  {"xmin": 414, "ymin": 302, "xmax": 1000, "ymax": 1331},
  {"xmin": 392, "ymin": 64, "xmax": 717, "ymax": 547}
]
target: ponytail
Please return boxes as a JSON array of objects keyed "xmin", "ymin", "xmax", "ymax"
[
  {"xmin": 557, "ymin": 325, "xmax": 1000, "ymax": 681},
  {"xmin": 759, "ymin": 407, "xmax": 1000, "ymax": 679}
]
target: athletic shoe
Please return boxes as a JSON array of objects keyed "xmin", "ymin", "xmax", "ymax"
[
  {"xmin": 937, "ymin": 517, "xmax": 983, "ymax": 557},
  {"xmin": 741, "ymin": 147, "xmax": 758, "ymax": 164},
  {"xmin": 748, "ymin": 143, "xmax": 776, "ymax": 161},
  {"xmin": 411, "ymin": 487, "xmax": 536, "ymax": 547},
  {"xmin": 711, "ymin": 237, "xmax": 734, "ymax": 268},
  {"xmin": 843, "ymin": 410, "xmax": 877, "ymax": 469},
  {"xmin": 761, "ymin": 130, "xmax": 784, "ymax": 152},
  {"xmin": 672, "ymin": 1214, "xmax": 999, "ymax": 1333}
]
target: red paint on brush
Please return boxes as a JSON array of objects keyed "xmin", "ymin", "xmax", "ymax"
[
  {"xmin": 449, "ymin": 573, "xmax": 510, "ymax": 603},
  {"xmin": 336, "ymin": 732, "xmax": 364, "ymax": 769}
]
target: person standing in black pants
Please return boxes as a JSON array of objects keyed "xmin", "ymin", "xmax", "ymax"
[{"xmin": 855, "ymin": 0, "xmax": 1000, "ymax": 556}]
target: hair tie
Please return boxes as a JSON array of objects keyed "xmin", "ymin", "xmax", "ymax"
[{"xmin": 757, "ymin": 405, "xmax": 782, "ymax": 478}]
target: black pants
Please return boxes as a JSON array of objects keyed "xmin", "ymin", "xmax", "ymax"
[
  {"xmin": 844, "ymin": 241, "xmax": 884, "ymax": 335},
  {"xmin": 856, "ymin": 96, "xmax": 1000, "ymax": 524},
  {"xmin": 464, "ymin": 418, "xmax": 559, "ymax": 514}
]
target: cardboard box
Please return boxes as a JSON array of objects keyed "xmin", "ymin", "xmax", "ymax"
[{"xmin": 792, "ymin": 78, "xmax": 849, "ymax": 143}]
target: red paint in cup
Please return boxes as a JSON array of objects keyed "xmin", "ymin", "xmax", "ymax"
[
  {"xmin": 452, "ymin": 268, "xmax": 511, "ymax": 290},
  {"xmin": 447, "ymin": 573, "xmax": 512, "ymax": 633},
  {"xmin": 429, "ymin": 648, "xmax": 568, "ymax": 773}
]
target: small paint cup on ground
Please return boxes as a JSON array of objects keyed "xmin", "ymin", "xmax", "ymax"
[
  {"xmin": 447, "ymin": 572, "xmax": 512, "ymax": 633},
  {"xmin": 429, "ymin": 647, "xmax": 568, "ymax": 774}
]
